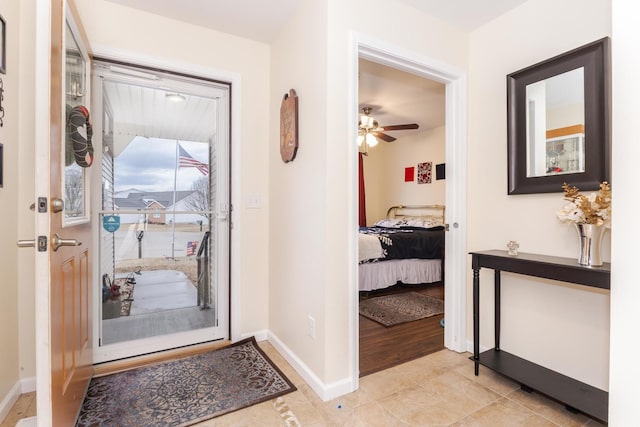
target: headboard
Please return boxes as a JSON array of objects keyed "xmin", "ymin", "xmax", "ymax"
[{"xmin": 385, "ymin": 204, "xmax": 446, "ymax": 223}]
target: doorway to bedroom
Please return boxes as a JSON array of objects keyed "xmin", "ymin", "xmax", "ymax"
[{"xmin": 357, "ymin": 58, "xmax": 447, "ymax": 376}]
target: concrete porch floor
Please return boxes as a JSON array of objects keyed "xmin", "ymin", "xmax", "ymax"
[{"xmin": 102, "ymin": 269, "xmax": 215, "ymax": 345}]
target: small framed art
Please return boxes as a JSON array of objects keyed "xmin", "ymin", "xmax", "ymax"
[
  {"xmin": 280, "ymin": 89, "xmax": 298, "ymax": 163},
  {"xmin": 0, "ymin": 15, "xmax": 5, "ymax": 74},
  {"xmin": 417, "ymin": 161, "xmax": 432, "ymax": 184}
]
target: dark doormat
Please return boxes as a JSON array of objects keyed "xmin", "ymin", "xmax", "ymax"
[{"xmin": 76, "ymin": 337, "xmax": 296, "ymax": 426}]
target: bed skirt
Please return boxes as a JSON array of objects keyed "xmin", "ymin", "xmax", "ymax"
[{"xmin": 359, "ymin": 258, "xmax": 442, "ymax": 291}]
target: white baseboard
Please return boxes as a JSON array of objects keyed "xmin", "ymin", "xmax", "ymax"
[
  {"xmin": 16, "ymin": 416, "xmax": 37, "ymax": 426},
  {"xmin": 239, "ymin": 329, "xmax": 268, "ymax": 342},
  {"xmin": 466, "ymin": 339, "xmax": 491, "ymax": 354},
  {"xmin": 20, "ymin": 377, "xmax": 36, "ymax": 394},
  {"xmin": 266, "ymin": 331, "xmax": 356, "ymax": 402},
  {"xmin": 0, "ymin": 376, "xmax": 36, "ymax": 425},
  {"xmin": 0, "ymin": 381, "xmax": 22, "ymax": 424}
]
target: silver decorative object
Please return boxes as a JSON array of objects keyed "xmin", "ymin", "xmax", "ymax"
[
  {"xmin": 575, "ymin": 223, "xmax": 605, "ymax": 266},
  {"xmin": 507, "ymin": 240, "xmax": 519, "ymax": 256}
]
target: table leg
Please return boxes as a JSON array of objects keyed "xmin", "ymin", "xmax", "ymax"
[
  {"xmin": 473, "ymin": 265, "xmax": 480, "ymax": 376},
  {"xmin": 495, "ymin": 270, "xmax": 501, "ymax": 351}
]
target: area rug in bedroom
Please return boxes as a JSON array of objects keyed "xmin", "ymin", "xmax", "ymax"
[
  {"xmin": 75, "ymin": 337, "xmax": 296, "ymax": 427},
  {"xmin": 359, "ymin": 292, "xmax": 444, "ymax": 327}
]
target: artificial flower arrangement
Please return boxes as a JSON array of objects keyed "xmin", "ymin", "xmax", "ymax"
[{"xmin": 556, "ymin": 181, "xmax": 611, "ymax": 226}]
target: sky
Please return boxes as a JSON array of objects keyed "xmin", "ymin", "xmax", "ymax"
[{"xmin": 114, "ymin": 136, "xmax": 210, "ymax": 192}]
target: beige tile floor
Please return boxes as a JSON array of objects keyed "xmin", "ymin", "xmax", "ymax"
[{"xmin": 3, "ymin": 342, "xmax": 607, "ymax": 426}]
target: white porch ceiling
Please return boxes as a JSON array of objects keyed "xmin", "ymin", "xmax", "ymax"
[{"xmin": 105, "ymin": 80, "xmax": 216, "ymax": 149}]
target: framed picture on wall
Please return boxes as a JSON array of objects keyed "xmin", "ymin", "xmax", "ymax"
[
  {"xmin": 417, "ymin": 162, "xmax": 432, "ymax": 184},
  {"xmin": 0, "ymin": 15, "xmax": 5, "ymax": 74}
]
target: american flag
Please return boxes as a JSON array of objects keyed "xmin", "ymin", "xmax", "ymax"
[
  {"xmin": 178, "ymin": 144, "xmax": 209, "ymax": 175},
  {"xmin": 186, "ymin": 241, "xmax": 198, "ymax": 256}
]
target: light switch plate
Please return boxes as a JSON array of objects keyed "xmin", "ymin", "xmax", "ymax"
[{"xmin": 246, "ymin": 193, "xmax": 261, "ymax": 209}]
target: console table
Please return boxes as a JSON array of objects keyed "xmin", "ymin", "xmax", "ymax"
[{"xmin": 471, "ymin": 250, "xmax": 610, "ymax": 423}]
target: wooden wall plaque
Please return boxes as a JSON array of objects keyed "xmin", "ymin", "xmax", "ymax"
[{"xmin": 280, "ymin": 89, "xmax": 298, "ymax": 163}]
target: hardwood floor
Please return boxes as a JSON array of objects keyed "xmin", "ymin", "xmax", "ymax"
[{"xmin": 359, "ymin": 281, "xmax": 445, "ymax": 377}]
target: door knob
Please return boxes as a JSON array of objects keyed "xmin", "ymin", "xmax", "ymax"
[
  {"xmin": 51, "ymin": 198, "xmax": 64, "ymax": 213},
  {"xmin": 51, "ymin": 233, "xmax": 81, "ymax": 252}
]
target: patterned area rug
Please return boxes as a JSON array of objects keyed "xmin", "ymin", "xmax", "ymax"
[
  {"xmin": 359, "ymin": 292, "xmax": 444, "ymax": 327},
  {"xmin": 76, "ymin": 337, "xmax": 296, "ymax": 427}
]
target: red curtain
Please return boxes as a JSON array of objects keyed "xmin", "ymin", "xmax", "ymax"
[{"xmin": 358, "ymin": 152, "xmax": 366, "ymax": 227}]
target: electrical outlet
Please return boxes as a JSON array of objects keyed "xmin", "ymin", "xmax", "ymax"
[{"xmin": 307, "ymin": 316, "xmax": 315, "ymax": 339}]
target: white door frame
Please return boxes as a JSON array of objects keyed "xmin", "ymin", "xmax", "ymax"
[
  {"xmin": 350, "ymin": 33, "xmax": 468, "ymax": 382},
  {"xmin": 34, "ymin": 1, "xmax": 53, "ymax": 422},
  {"xmin": 86, "ymin": 47, "xmax": 243, "ymax": 357}
]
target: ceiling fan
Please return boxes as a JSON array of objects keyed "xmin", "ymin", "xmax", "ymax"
[{"xmin": 358, "ymin": 106, "xmax": 419, "ymax": 146}]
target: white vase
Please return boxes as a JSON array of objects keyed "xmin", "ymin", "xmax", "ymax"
[{"xmin": 574, "ymin": 223, "xmax": 606, "ymax": 266}]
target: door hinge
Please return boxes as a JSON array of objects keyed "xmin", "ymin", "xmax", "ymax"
[{"xmin": 37, "ymin": 236, "xmax": 47, "ymax": 252}]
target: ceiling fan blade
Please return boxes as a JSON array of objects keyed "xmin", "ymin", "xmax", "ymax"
[
  {"xmin": 380, "ymin": 124, "xmax": 419, "ymax": 131},
  {"xmin": 372, "ymin": 132, "xmax": 396, "ymax": 142}
]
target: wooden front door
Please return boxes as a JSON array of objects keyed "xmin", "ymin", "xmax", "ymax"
[{"xmin": 35, "ymin": 1, "xmax": 94, "ymax": 425}]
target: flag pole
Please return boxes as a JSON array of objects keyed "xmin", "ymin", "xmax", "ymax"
[{"xmin": 172, "ymin": 141, "xmax": 179, "ymax": 259}]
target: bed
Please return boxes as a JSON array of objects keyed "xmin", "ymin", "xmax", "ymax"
[{"xmin": 358, "ymin": 205, "xmax": 445, "ymax": 291}]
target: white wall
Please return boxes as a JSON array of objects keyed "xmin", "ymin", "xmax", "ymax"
[
  {"xmin": 0, "ymin": 0, "xmax": 23, "ymax": 409},
  {"xmin": 468, "ymin": 0, "xmax": 611, "ymax": 389},
  {"xmin": 72, "ymin": 0, "xmax": 272, "ymax": 337},
  {"xmin": 364, "ymin": 127, "xmax": 446, "ymax": 224},
  {"xmin": 17, "ymin": 0, "xmax": 37, "ymax": 384},
  {"xmin": 268, "ymin": 0, "xmax": 468, "ymax": 396},
  {"xmin": 324, "ymin": 0, "xmax": 468, "ymax": 388},
  {"xmin": 269, "ymin": 0, "xmax": 329, "ymax": 388},
  {"xmin": 609, "ymin": 0, "xmax": 640, "ymax": 423}
]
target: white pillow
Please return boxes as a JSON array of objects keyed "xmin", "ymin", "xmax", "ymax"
[
  {"xmin": 406, "ymin": 217, "xmax": 444, "ymax": 228},
  {"xmin": 374, "ymin": 218, "xmax": 407, "ymax": 228}
]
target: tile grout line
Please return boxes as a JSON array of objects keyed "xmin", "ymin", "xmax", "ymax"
[{"xmin": 501, "ymin": 391, "xmax": 564, "ymax": 426}]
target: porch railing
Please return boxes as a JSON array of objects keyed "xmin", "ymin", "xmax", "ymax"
[{"xmin": 196, "ymin": 231, "xmax": 211, "ymax": 309}]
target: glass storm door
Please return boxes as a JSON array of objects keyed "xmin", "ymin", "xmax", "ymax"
[{"xmin": 91, "ymin": 61, "xmax": 230, "ymax": 362}]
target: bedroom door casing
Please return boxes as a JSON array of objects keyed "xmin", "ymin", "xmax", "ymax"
[{"xmin": 353, "ymin": 37, "xmax": 469, "ymax": 385}]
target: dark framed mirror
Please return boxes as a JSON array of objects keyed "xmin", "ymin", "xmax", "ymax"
[{"xmin": 507, "ymin": 37, "xmax": 610, "ymax": 194}]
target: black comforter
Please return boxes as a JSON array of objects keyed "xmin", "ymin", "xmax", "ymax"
[{"xmin": 359, "ymin": 226, "xmax": 445, "ymax": 262}]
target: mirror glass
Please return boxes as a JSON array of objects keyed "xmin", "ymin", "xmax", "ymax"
[{"xmin": 525, "ymin": 67, "xmax": 585, "ymax": 177}]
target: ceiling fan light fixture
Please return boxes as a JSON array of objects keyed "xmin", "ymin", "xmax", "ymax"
[
  {"xmin": 366, "ymin": 133, "xmax": 378, "ymax": 147},
  {"xmin": 359, "ymin": 114, "xmax": 375, "ymax": 130},
  {"xmin": 357, "ymin": 134, "xmax": 364, "ymax": 147}
]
